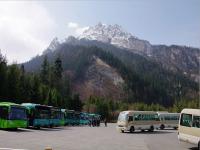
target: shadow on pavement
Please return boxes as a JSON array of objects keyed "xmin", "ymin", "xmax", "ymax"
[
  {"xmin": 125, "ymin": 130, "xmax": 174, "ymax": 134},
  {"xmin": 189, "ymin": 147, "xmax": 198, "ymax": 150},
  {"xmin": 33, "ymin": 127, "xmax": 72, "ymax": 131},
  {"xmin": 2, "ymin": 128, "xmax": 33, "ymax": 132}
]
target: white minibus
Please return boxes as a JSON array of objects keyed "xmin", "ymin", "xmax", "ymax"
[
  {"xmin": 117, "ymin": 111, "xmax": 160, "ymax": 133},
  {"xmin": 157, "ymin": 112, "xmax": 180, "ymax": 129},
  {"xmin": 178, "ymin": 109, "xmax": 200, "ymax": 149}
]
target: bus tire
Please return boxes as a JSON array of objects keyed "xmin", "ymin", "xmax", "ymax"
[
  {"xmin": 149, "ymin": 126, "xmax": 154, "ymax": 132},
  {"xmin": 160, "ymin": 124, "xmax": 165, "ymax": 130},
  {"xmin": 198, "ymin": 141, "xmax": 200, "ymax": 150},
  {"xmin": 130, "ymin": 126, "xmax": 135, "ymax": 133},
  {"xmin": 121, "ymin": 130, "xmax": 124, "ymax": 133},
  {"xmin": 173, "ymin": 127, "xmax": 178, "ymax": 130}
]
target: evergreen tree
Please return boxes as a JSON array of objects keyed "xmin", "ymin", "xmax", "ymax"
[
  {"xmin": 7, "ymin": 64, "xmax": 20, "ymax": 103},
  {"xmin": 0, "ymin": 52, "xmax": 7, "ymax": 100},
  {"xmin": 54, "ymin": 56, "xmax": 63, "ymax": 80},
  {"xmin": 40, "ymin": 55, "xmax": 49, "ymax": 85},
  {"xmin": 30, "ymin": 75, "xmax": 41, "ymax": 104},
  {"xmin": 19, "ymin": 65, "xmax": 27, "ymax": 101}
]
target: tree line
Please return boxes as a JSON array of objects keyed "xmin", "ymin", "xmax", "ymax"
[
  {"xmin": 83, "ymin": 96, "xmax": 199, "ymax": 121},
  {"xmin": 0, "ymin": 51, "xmax": 82, "ymax": 111}
]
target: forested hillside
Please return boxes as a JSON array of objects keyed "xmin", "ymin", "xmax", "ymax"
[{"xmin": 23, "ymin": 44, "xmax": 199, "ymax": 107}]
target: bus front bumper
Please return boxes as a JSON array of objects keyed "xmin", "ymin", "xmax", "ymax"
[{"xmin": 116, "ymin": 125, "xmax": 129, "ymax": 132}]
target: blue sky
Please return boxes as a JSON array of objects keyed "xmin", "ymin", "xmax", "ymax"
[{"xmin": 0, "ymin": 0, "xmax": 199, "ymax": 63}]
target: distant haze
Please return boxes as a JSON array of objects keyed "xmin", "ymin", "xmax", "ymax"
[{"xmin": 0, "ymin": 0, "xmax": 199, "ymax": 63}]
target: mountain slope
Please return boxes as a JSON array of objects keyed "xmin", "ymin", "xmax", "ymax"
[
  {"xmin": 79, "ymin": 23, "xmax": 200, "ymax": 82},
  {"xmin": 23, "ymin": 43, "xmax": 198, "ymax": 106}
]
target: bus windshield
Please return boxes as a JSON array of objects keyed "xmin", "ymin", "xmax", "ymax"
[
  {"xmin": 9, "ymin": 106, "xmax": 27, "ymax": 120},
  {"xmin": 118, "ymin": 113, "xmax": 127, "ymax": 122}
]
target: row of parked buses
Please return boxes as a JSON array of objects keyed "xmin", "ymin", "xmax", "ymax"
[
  {"xmin": 0, "ymin": 102, "xmax": 101, "ymax": 129},
  {"xmin": 117, "ymin": 109, "xmax": 200, "ymax": 149}
]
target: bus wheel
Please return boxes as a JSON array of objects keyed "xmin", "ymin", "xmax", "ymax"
[
  {"xmin": 173, "ymin": 127, "xmax": 178, "ymax": 130},
  {"xmin": 121, "ymin": 130, "xmax": 124, "ymax": 133},
  {"xmin": 149, "ymin": 126, "xmax": 154, "ymax": 132},
  {"xmin": 130, "ymin": 126, "xmax": 135, "ymax": 133},
  {"xmin": 160, "ymin": 124, "xmax": 165, "ymax": 130},
  {"xmin": 198, "ymin": 141, "xmax": 200, "ymax": 150}
]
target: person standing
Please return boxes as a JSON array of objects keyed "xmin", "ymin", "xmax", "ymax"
[{"xmin": 104, "ymin": 118, "xmax": 107, "ymax": 127}]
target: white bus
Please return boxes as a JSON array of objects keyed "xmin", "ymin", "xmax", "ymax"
[
  {"xmin": 178, "ymin": 109, "xmax": 200, "ymax": 149},
  {"xmin": 117, "ymin": 111, "xmax": 160, "ymax": 133},
  {"xmin": 157, "ymin": 112, "xmax": 180, "ymax": 130}
]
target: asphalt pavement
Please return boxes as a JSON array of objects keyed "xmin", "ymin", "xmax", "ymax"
[{"xmin": 0, "ymin": 123, "xmax": 197, "ymax": 150}]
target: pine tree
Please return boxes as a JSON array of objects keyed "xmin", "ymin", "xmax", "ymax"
[
  {"xmin": 40, "ymin": 55, "xmax": 49, "ymax": 85},
  {"xmin": 0, "ymin": 51, "xmax": 7, "ymax": 100},
  {"xmin": 7, "ymin": 64, "xmax": 20, "ymax": 103},
  {"xmin": 54, "ymin": 56, "xmax": 63, "ymax": 80}
]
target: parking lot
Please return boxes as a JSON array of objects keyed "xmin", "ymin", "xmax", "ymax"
[{"xmin": 0, "ymin": 123, "xmax": 197, "ymax": 150}]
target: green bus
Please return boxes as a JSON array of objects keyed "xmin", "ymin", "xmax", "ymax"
[
  {"xmin": 74, "ymin": 111, "xmax": 80, "ymax": 126},
  {"xmin": 65, "ymin": 110, "xmax": 75, "ymax": 126},
  {"xmin": 0, "ymin": 102, "xmax": 27, "ymax": 129},
  {"xmin": 21, "ymin": 103, "xmax": 51, "ymax": 128},
  {"xmin": 88, "ymin": 113, "xmax": 101, "ymax": 127},
  {"xmin": 80, "ymin": 112, "xmax": 90, "ymax": 125},
  {"xmin": 49, "ymin": 107, "xmax": 64, "ymax": 127}
]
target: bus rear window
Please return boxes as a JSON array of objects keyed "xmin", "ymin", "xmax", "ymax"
[{"xmin": 180, "ymin": 113, "xmax": 192, "ymax": 127}]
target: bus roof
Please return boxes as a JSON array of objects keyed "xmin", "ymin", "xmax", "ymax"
[
  {"xmin": 181, "ymin": 109, "xmax": 200, "ymax": 116},
  {"xmin": 120, "ymin": 110, "xmax": 157, "ymax": 114},
  {"xmin": 21, "ymin": 103, "xmax": 50, "ymax": 109},
  {"xmin": 157, "ymin": 112, "xmax": 180, "ymax": 115},
  {"xmin": 0, "ymin": 102, "xmax": 20, "ymax": 107}
]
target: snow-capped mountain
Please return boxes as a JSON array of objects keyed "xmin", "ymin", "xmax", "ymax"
[
  {"xmin": 40, "ymin": 23, "xmax": 199, "ymax": 82},
  {"xmin": 79, "ymin": 22, "xmax": 151, "ymax": 54}
]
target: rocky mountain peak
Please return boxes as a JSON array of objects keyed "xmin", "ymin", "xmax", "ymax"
[
  {"xmin": 79, "ymin": 23, "xmax": 151, "ymax": 52},
  {"xmin": 43, "ymin": 37, "xmax": 60, "ymax": 55}
]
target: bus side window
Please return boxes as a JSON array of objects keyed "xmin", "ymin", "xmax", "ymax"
[
  {"xmin": 0, "ymin": 106, "xmax": 8, "ymax": 119},
  {"xmin": 180, "ymin": 113, "xmax": 192, "ymax": 127},
  {"xmin": 128, "ymin": 116, "xmax": 133, "ymax": 122},
  {"xmin": 155, "ymin": 115, "xmax": 159, "ymax": 121},
  {"xmin": 134, "ymin": 115, "xmax": 139, "ymax": 121},
  {"xmin": 192, "ymin": 116, "xmax": 200, "ymax": 128}
]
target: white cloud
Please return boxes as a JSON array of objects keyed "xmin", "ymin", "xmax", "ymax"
[
  {"xmin": 67, "ymin": 22, "xmax": 89, "ymax": 36},
  {"xmin": 0, "ymin": 2, "xmax": 56, "ymax": 63},
  {"xmin": 67, "ymin": 22, "xmax": 79, "ymax": 28}
]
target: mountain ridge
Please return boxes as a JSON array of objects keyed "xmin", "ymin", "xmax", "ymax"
[{"xmin": 22, "ymin": 23, "xmax": 199, "ymax": 106}]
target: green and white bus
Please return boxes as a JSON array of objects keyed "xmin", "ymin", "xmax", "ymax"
[
  {"xmin": 65, "ymin": 110, "xmax": 75, "ymax": 126},
  {"xmin": 49, "ymin": 107, "xmax": 64, "ymax": 127},
  {"xmin": 21, "ymin": 103, "xmax": 51, "ymax": 128},
  {"xmin": 157, "ymin": 112, "xmax": 180, "ymax": 130},
  {"xmin": 0, "ymin": 102, "xmax": 27, "ymax": 129},
  {"xmin": 178, "ymin": 109, "xmax": 200, "ymax": 149},
  {"xmin": 117, "ymin": 111, "xmax": 160, "ymax": 133}
]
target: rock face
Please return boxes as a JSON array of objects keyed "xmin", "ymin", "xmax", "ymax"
[
  {"xmin": 43, "ymin": 37, "xmax": 60, "ymax": 55},
  {"xmin": 79, "ymin": 22, "xmax": 151, "ymax": 53},
  {"xmin": 73, "ymin": 56, "xmax": 125, "ymax": 100},
  {"xmin": 150, "ymin": 45, "xmax": 200, "ymax": 82}
]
